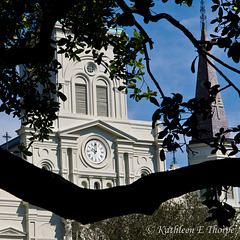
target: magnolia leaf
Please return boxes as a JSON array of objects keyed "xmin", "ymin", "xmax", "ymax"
[
  {"xmin": 150, "ymin": 97, "xmax": 160, "ymax": 107},
  {"xmin": 160, "ymin": 149, "xmax": 166, "ymax": 161},
  {"xmin": 118, "ymin": 86, "xmax": 126, "ymax": 91},
  {"xmin": 57, "ymin": 91, "xmax": 67, "ymax": 102},
  {"xmin": 191, "ymin": 55, "xmax": 198, "ymax": 73}
]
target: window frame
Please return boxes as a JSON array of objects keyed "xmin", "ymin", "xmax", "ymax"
[
  {"xmin": 73, "ymin": 75, "xmax": 90, "ymax": 115},
  {"xmin": 96, "ymin": 78, "xmax": 110, "ymax": 117},
  {"xmin": 75, "ymin": 83, "xmax": 88, "ymax": 115}
]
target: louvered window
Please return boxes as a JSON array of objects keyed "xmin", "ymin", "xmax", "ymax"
[
  {"xmin": 75, "ymin": 84, "xmax": 87, "ymax": 114},
  {"xmin": 97, "ymin": 86, "xmax": 108, "ymax": 117}
]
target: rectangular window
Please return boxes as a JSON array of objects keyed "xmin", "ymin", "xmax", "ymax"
[
  {"xmin": 75, "ymin": 84, "xmax": 87, "ymax": 114},
  {"xmin": 97, "ymin": 86, "xmax": 108, "ymax": 117}
]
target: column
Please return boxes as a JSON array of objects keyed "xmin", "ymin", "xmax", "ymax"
[
  {"xmin": 71, "ymin": 148, "xmax": 79, "ymax": 184},
  {"xmin": 124, "ymin": 153, "xmax": 134, "ymax": 184},
  {"xmin": 116, "ymin": 152, "xmax": 125, "ymax": 186},
  {"xmin": 60, "ymin": 147, "xmax": 69, "ymax": 180},
  {"xmin": 154, "ymin": 123, "xmax": 166, "ymax": 172},
  {"xmin": 115, "ymin": 139, "xmax": 134, "ymax": 186}
]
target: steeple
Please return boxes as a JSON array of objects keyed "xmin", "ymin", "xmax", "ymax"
[
  {"xmin": 187, "ymin": 2, "xmax": 239, "ymax": 209},
  {"xmin": 200, "ymin": 0, "xmax": 206, "ymax": 26},
  {"xmin": 194, "ymin": 22, "xmax": 230, "ymax": 140}
]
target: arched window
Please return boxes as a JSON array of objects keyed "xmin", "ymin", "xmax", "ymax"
[
  {"xmin": 140, "ymin": 169, "xmax": 150, "ymax": 178},
  {"xmin": 40, "ymin": 161, "xmax": 53, "ymax": 171},
  {"xmin": 96, "ymin": 79, "xmax": 108, "ymax": 117},
  {"xmin": 94, "ymin": 182, "xmax": 100, "ymax": 190},
  {"xmin": 81, "ymin": 181, "xmax": 88, "ymax": 189},
  {"xmin": 75, "ymin": 77, "xmax": 88, "ymax": 114}
]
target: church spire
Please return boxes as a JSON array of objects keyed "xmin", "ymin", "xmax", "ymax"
[{"xmin": 194, "ymin": 21, "xmax": 230, "ymax": 140}]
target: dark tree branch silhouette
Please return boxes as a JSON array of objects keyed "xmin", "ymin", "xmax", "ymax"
[{"xmin": 1, "ymin": 147, "xmax": 240, "ymax": 224}]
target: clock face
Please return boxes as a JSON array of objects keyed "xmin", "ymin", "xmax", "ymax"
[{"xmin": 85, "ymin": 139, "xmax": 106, "ymax": 163}]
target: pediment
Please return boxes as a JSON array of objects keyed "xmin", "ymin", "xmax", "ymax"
[
  {"xmin": 0, "ymin": 227, "xmax": 26, "ymax": 237},
  {"xmin": 60, "ymin": 119, "xmax": 136, "ymax": 141}
]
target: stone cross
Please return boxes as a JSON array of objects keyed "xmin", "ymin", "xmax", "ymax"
[
  {"xmin": 212, "ymin": 98, "xmax": 224, "ymax": 120},
  {"xmin": 2, "ymin": 132, "xmax": 11, "ymax": 150}
]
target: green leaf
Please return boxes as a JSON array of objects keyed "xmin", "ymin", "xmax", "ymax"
[
  {"xmin": 220, "ymin": 145, "xmax": 227, "ymax": 155},
  {"xmin": 160, "ymin": 149, "xmax": 166, "ymax": 161},
  {"xmin": 212, "ymin": 0, "xmax": 220, "ymax": 4},
  {"xmin": 211, "ymin": 5, "xmax": 219, "ymax": 12},
  {"xmin": 133, "ymin": 29, "xmax": 138, "ymax": 38},
  {"xmin": 186, "ymin": 0, "xmax": 192, "ymax": 7},
  {"xmin": 57, "ymin": 91, "xmax": 67, "ymax": 102},
  {"xmin": 172, "ymin": 93, "xmax": 183, "ymax": 103},
  {"xmin": 25, "ymin": 150, "xmax": 33, "ymax": 156},
  {"xmin": 57, "ymin": 38, "xmax": 68, "ymax": 46},
  {"xmin": 118, "ymin": 86, "xmax": 126, "ymax": 91},
  {"xmin": 211, "ymin": 148, "xmax": 218, "ymax": 154},
  {"xmin": 234, "ymin": 132, "xmax": 240, "ymax": 143},
  {"xmin": 128, "ymin": 83, "xmax": 136, "ymax": 89},
  {"xmin": 152, "ymin": 109, "xmax": 161, "ymax": 129},
  {"xmin": 158, "ymin": 128, "xmax": 168, "ymax": 139},
  {"xmin": 218, "ymin": 7, "xmax": 223, "ymax": 18},
  {"xmin": 191, "ymin": 56, "xmax": 198, "ymax": 73},
  {"xmin": 210, "ymin": 19, "xmax": 219, "ymax": 25},
  {"xmin": 150, "ymin": 97, "xmax": 160, "ymax": 107},
  {"xmin": 229, "ymin": 141, "xmax": 238, "ymax": 156}
]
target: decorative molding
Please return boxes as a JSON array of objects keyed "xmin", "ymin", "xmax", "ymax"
[
  {"xmin": 61, "ymin": 119, "xmax": 137, "ymax": 141},
  {"xmin": 0, "ymin": 227, "xmax": 26, "ymax": 237}
]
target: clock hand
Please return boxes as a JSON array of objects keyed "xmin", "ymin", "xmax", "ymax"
[{"xmin": 94, "ymin": 143, "xmax": 97, "ymax": 153}]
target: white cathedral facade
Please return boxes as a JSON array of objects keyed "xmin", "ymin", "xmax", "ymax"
[{"xmin": 0, "ymin": 24, "xmax": 166, "ymax": 240}]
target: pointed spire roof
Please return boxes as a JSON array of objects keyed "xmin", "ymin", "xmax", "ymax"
[{"xmin": 194, "ymin": 22, "xmax": 230, "ymax": 140}]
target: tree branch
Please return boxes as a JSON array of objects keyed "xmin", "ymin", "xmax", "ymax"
[
  {"xmin": 205, "ymin": 55, "xmax": 240, "ymax": 96},
  {"xmin": 114, "ymin": 5, "xmax": 240, "ymax": 97},
  {"xmin": 115, "ymin": 0, "xmax": 154, "ymax": 49},
  {"xmin": 149, "ymin": 13, "xmax": 239, "ymax": 72},
  {"xmin": 1, "ymin": 147, "xmax": 240, "ymax": 224},
  {"xmin": 143, "ymin": 41, "xmax": 165, "ymax": 97},
  {"xmin": 203, "ymin": 48, "xmax": 240, "ymax": 75},
  {"xmin": 146, "ymin": 13, "xmax": 240, "ymax": 94}
]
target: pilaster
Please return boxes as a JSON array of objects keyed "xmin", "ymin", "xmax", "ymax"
[
  {"xmin": 58, "ymin": 135, "xmax": 78, "ymax": 181},
  {"xmin": 115, "ymin": 139, "xmax": 134, "ymax": 186},
  {"xmin": 59, "ymin": 147, "xmax": 69, "ymax": 180},
  {"xmin": 154, "ymin": 123, "xmax": 166, "ymax": 172}
]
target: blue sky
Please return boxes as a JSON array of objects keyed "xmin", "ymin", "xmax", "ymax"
[
  {"xmin": 126, "ymin": 1, "xmax": 240, "ymax": 167},
  {"xmin": 0, "ymin": 1, "xmax": 239, "ymax": 168}
]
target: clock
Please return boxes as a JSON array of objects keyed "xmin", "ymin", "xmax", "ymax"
[{"xmin": 85, "ymin": 139, "xmax": 106, "ymax": 163}]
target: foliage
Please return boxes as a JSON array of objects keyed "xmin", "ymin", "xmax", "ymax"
[
  {"xmin": 202, "ymin": 187, "xmax": 236, "ymax": 228},
  {"xmin": 72, "ymin": 193, "xmax": 240, "ymax": 240},
  {"xmin": 1, "ymin": 0, "xmax": 239, "ymax": 153},
  {"xmin": 210, "ymin": 0, "xmax": 240, "ymax": 63}
]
